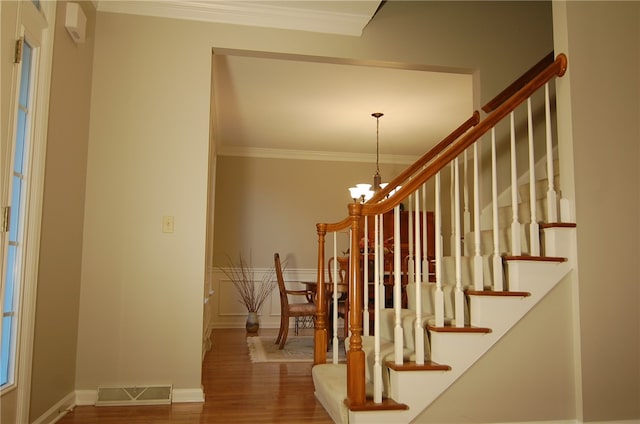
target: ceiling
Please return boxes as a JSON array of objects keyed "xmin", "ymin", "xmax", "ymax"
[{"xmin": 96, "ymin": 1, "xmax": 474, "ymax": 164}]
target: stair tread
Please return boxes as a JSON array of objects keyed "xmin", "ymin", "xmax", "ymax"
[
  {"xmin": 386, "ymin": 360, "xmax": 451, "ymax": 372},
  {"xmin": 466, "ymin": 290, "xmax": 531, "ymax": 297},
  {"xmin": 541, "ymin": 222, "xmax": 577, "ymax": 228},
  {"xmin": 503, "ymin": 255, "xmax": 566, "ymax": 262},
  {"xmin": 346, "ymin": 397, "xmax": 409, "ymax": 412},
  {"xmin": 427, "ymin": 325, "xmax": 492, "ymax": 333}
]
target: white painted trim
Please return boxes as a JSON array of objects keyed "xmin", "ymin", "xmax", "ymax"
[
  {"xmin": 73, "ymin": 388, "xmax": 207, "ymax": 406},
  {"xmin": 75, "ymin": 390, "xmax": 97, "ymax": 406},
  {"xmin": 96, "ymin": 1, "xmax": 380, "ymax": 36},
  {"xmin": 171, "ymin": 387, "xmax": 205, "ymax": 403},
  {"xmin": 31, "ymin": 392, "xmax": 75, "ymax": 424},
  {"xmin": 216, "ymin": 145, "xmax": 417, "ymax": 165}
]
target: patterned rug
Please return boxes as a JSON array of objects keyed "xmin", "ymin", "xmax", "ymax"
[
  {"xmin": 246, "ymin": 335, "xmax": 347, "ymax": 363},
  {"xmin": 247, "ymin": 335, "xmax": 316, "ymax": 363}
]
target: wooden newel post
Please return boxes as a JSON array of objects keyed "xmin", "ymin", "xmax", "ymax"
[
  {"xmin": 346, "ymin": 202, "xmax": 366, "ymax": 408},
  {"xmin": 314, "ymin": 223, "xmax": 328, "ymax": 365}
]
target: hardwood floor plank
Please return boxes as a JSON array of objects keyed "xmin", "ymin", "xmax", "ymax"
[{"xmin": 57, "ymin": 328, "xmax": 333, "ymax": 423}]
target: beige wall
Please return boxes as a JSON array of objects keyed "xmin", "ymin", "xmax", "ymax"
[
  {"xmin": 75, "ymin": 13, "xmax": 212, "ymax": 394},
  {"xmin": 555, "ymin": 1, "xmax": 640, "ymax": 421},
  {"xmin": 74, "ymin": 1, "xmax": 555, "ymax": 401},
  {"xmin": 28, "ymin": 1, "xmax": 96, "ymax": 420},
  {"xmin": 212, "ymin": 156, "xmax": 407, "ymax": 269},
  {"xmin": 21, "ymin": 1, "xmax": 640, "ymax": 423}
]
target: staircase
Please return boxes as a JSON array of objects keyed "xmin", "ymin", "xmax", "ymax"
[{"xmin": 311, "ymin": 53, "xmax": 572, "ymax": 423}]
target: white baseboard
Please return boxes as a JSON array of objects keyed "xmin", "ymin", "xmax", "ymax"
[
  {"xmin": 73, "ymin": 387, "xmax": 204, "ymax": 405},
  {"xmin": 172, "ymin": 387, "xmax": 205, "ymax": 403},
  {"xmin": 32, "ymin": 392, "xmax": 75, "ymax": 424},
  {"xmin": 75, "ymin": 389, "xmax": 97, "ymax": 405},
  {"xmin": 31, "ymin": 387, "xmax": 203, "ymax": 423}
]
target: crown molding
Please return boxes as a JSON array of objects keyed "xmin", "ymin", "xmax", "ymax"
[
  {"xmin": 216, "ymin": 145, "xmax": 416, "ymax": 165},
  {"xmin": 96, "ymin": 1, "xmax": 380, "ymax": 36}
]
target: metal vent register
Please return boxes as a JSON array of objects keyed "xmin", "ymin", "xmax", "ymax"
[{"xmin": 96, "ymin": 385, "xmax": 172, "ymax": 406}]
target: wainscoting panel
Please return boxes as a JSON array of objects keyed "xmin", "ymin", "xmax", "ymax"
[{"xmin": 208, "ymin": 267, "xmax": 316, "ymax": 329}]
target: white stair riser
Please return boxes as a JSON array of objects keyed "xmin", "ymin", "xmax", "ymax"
[
  {"xmin": 542, "ymin": 227, "xmax": 576, "ymax": 260},
  {"xmin": 469, "ymin": 295, "xmax": 533, "ymax": 330},
  {"xmin": 429, "ymin": 331, "xmax": 494, "ymax": 365},
  {"xmin": 506, "ymin": 260, "xmax": 571, "ymax": 293}
]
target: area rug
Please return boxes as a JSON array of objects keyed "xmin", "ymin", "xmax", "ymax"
[{"xmin": 247, "ymin": 336, "xmax": 316, "ymax": 363}]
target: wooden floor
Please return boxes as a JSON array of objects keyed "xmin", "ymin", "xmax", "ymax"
[{"xmin": 57, "ymin": 328, "xmax": 334, "ymax": 423}]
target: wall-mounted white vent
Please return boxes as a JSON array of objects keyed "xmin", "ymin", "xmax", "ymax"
[
  {"xmin": 96, "ymin": 385, "xmax": 172, "ymax": 406},
  {"xmin": 65, "ymin": 2, "xmax": 86, "ymax": 43}
]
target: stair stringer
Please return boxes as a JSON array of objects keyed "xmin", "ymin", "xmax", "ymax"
[{"xmin": 348, "ymin": 227, "xmax": 575, "ymax": 424}]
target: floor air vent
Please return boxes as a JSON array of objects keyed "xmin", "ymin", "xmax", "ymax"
[{"xmin": 96, "ymin": 385, "xmax": 172, "ymax": 406}]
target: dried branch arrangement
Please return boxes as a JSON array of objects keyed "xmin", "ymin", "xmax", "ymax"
[{"xmin": 219, "ymin": 254, "xmax": 276, "ymax": 313}]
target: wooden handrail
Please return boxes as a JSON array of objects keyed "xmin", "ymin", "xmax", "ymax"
[
  {"xmin": 324, "ymin": 216, "xmax": 351, "ymax": 233},
  {"xmin": 362, "ymin": 53, "xmax": 567, "ymax": 217},
  {"xmin": 319, "ymin": 111, "xmax": 480, "ymax": 232},
  {"xmin": 369, "ymin": 111, "xmax": 480, "ymax": 203},
  {"xmin": 482, "ymin": 51, "xmax": 555, "ymax": 113}
]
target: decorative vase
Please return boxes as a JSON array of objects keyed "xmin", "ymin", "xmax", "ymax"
[{"xmin": 246, "ymin": 311, "xmax": 259, "ymax": 334}]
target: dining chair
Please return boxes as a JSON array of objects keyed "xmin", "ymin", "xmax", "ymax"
[{"xmin": 274, "ymin": 253, "xmax": 317, "ymax": 349}]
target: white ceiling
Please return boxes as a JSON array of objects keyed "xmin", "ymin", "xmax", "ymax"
[{"xmin": 96, "ymin": 1, "xmax": 474, "ymax": 163}]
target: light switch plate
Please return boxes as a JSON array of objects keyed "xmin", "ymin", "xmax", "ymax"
[{"xmin": 162, "ymin": 216, "xmax": 174, "ymax": 233}]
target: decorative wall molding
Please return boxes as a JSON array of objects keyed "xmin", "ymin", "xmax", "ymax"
[
  {"xmin": 216, "ymin": 145, "xmax": 417, "ymax": 165},
  {"xmin": 96, "ymin": 1, "xmax": 380, "ymax": 36},
  {"xmin": 209, "ymin": 267, "xmax": 316, "ymax": 329}
]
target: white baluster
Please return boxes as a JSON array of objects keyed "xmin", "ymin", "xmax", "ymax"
[
  {"xmin": 473, "ymin": 141, "xmax": 484, "ymax": 291},
  {"xmin": 527, "ymin": 98, "xmax": 540, "ymax": 256},
  {"xmin": 510, "ymin": 111, "xmax": 522, "ymax": 256},
  {"xmin": 435, "ymin": 172, "xmax": 445, "ymax": 327},
  {"xmin": 422, "ymin": 185, "xmax": 429, "ymax": 280},
  {"xmin": 379, "ymin": 213, "xmax": 385, "ymax": 313},
  {"xmin": 414, "ymin": 191, "xmax": 425, "ymax": 363},
  {"xmin": 463, "ymin": 149, "xmax": 471, "ymax": 236},
  {"xmin": 491, "ymin": 128, "xmax": 504, "ymax": 291},
  {"xmin": 373, "ymin": 214, "xmax": 382, "ymax": 403},
  {"xmin": 393, "ymin": 205, "xmax": 403, "ymax": 364},
  {"xmin": 407, "ymin": 196, "xmax": 414, "ymax": 283},
  {"xmin": 454, "ymin": 158, "xmax": 465, "ymax": 327},
  {"xmin": 332, "ymin": 232, "xmax": 339, "ymax": 362},
  {"xmin": 363, "ymin": 216, "xmax": 369, "ymax": 336},
  {"xmin": 450, "ymin": 165, "xmax": 456, "ymax": 250},
  {"xmin": 545, "ymin": 83, "xmax": 558, "ymax": 223}
]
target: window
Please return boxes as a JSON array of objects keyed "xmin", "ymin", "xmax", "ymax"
[
  {"xmin": 1, "ymin": 39, "xmax": 33, "ymax": 388},
  {"xmin": 0, "ymin": 2, "xmax": 53, "ymax": 420}
]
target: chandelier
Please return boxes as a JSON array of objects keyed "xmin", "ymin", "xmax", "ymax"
[{"xmin": 349, "ymin": 113, "xmax": 386, "ymax": 203}]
